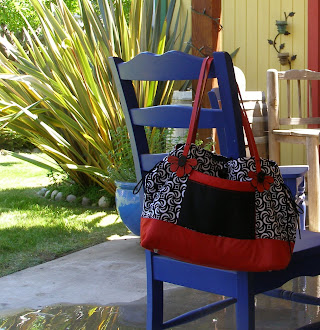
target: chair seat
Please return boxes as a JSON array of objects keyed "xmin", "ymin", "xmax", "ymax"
[{"xmin": 293, "ymin": 230, "xmax": 320, "ymax": 255}]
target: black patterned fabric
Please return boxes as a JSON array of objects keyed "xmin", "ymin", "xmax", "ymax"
[
  {"xmin": 142, "ymin": 143, "xmax": 298, "ymax": 243},
  {"xmin": 178, "ymin": 180, "xmax": 256, "ymax": 239}
]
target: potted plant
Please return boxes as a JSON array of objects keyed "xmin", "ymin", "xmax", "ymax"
[
  {"xmin": 107, "ymin": 127, "xmax": 170, "ymax": 236},
  {"xmin": 275, "ymin": 20, "xmax": 288, "ymax": 34},
  {"xmin": 105, "ymin": 127, "xmax": 140, "ymax": 235},
  {"xmin": 114, "ymin": 181, "xmax": 141, "ymax": 236}
]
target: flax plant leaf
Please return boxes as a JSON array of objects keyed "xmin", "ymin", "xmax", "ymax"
[{"xmin": 0, "ymin": 0, "xmax": 189, "ymax": 195}]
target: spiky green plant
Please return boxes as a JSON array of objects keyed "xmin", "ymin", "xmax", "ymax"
[{"xmin": 0, "ymin": 0, "xmax": 189, "ymax": 195}]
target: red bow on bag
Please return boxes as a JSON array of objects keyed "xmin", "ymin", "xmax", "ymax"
[
  {"xmin": 248, "ymin": 170, "xmax": 274, "ymax": 192},
  {"xmin": 168, "ymin": 155, "xmax": 197, "ymax": 177}
]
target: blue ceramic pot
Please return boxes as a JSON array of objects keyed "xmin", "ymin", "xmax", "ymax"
[{"xmin": 115, "ymin": 181, "xmax": 141, "ymax": 236}]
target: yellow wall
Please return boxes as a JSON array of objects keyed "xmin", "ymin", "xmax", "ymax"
[{"xmin": 221, "ymin": 0, "xmax": 308, "ymax": 164}]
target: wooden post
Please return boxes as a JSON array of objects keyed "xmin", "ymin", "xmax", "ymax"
[
  {"xmin": 191, "ymin": 0, "xmax": 221, "ymax": 151},
  {"xmin": 306, "ymin": 135, "xmax": 320, "ymax": 232},
  {"xmin": 267, "ymin": 69, "xmax": 280, "ymax": 163},
  {"xmin": 308, "ymin": 0, "xmax": 320, "ymax": 228},
  {"xmin": 308, "ymin": 0, "xmax": 320, "ymax": 123},
  {"xmin": 191, "ymin": 0, "xmax": 221, "ymax": 56}
]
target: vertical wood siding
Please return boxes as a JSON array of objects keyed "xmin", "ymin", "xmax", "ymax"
[{"xmin": 222, "ymin": 0, "xmax": 308, "ymax": 165}]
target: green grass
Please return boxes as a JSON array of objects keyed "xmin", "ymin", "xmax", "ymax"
[{"xmin": 0, "ymin": 153, "xmax": 129, "ymax": 277}]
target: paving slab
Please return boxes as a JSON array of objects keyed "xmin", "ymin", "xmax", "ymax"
[{"xmin": 0, "ymin": 235, "xmax": 149, "ymax": 316}]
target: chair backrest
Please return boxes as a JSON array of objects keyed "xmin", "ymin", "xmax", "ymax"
[
  {"xmin": 108, "ymin": 51, "xmax": 245, "ymax": 191},
  {"xmin": 267, "ymin": 69, "xmax": 320, "ymax": 128}
]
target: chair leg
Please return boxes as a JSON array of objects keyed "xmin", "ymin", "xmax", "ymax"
[
  {"xmin": 236, "ymin": 272, "xmax": 255, "ymax": 330},
  {"xmin": 146, "ymin": 250, "xmax": 164, "ymax": 330}
]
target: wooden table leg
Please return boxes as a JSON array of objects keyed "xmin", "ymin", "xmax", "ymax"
[{"xmin": 306, "ymin": 136, "xmax": 320, "ymax": 232}]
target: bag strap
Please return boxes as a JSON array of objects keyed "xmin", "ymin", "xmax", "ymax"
[
  {"xmin": 183, "ymin": 56, "xmax": 213, "ymax": 157},
  {"xmin": 182, "ymin": 56, "xmax": 262, "ymax": 174}
]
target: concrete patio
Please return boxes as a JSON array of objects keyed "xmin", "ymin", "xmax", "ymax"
[{"xmin": 1, "ymin": 234, "xmax": 320, "ymax": 329}]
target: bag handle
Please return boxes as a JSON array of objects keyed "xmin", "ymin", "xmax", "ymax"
[
  {"xmin": 183, "ymin": 56, "xmax": 213, "ymax": 157},
  {"xmin": 182, "ymin": 56, "xmax": 262, "ymax": 173}
]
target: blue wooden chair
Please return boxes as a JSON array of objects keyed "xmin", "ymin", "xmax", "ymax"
[{"xmin": 109, "ymin": 51, "xmax": 320, "ymax": 329}]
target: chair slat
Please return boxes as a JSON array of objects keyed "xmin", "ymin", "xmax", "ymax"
[
  {"xmin": 279, "ymin": 117, "xmax": 320, "ymax": 126},
  {"xmin": 130, "ymin": 106, "xmax": 224, "ymax": 128},
  {"xmin": 297, "ymin": 80, "xmax": 302, "ymax": 118},
  {"xmin": 287, "ymin": 80, "xmax": 291, "ymax": 118},
  {"xmin": 309, "ymin": 80, "xmax": 313, "ymax": 117}
]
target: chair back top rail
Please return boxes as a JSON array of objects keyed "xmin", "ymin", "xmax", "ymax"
[
  {"xmin": 116, "ymin": 51, "xmax": 216, "ymax": 81},
  {"xmin": 278, "ymin": 69, "xmax": 320, "ymax": 80}
]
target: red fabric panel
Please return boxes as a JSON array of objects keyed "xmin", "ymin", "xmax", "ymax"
[
  {"xmin": 189, "ymin": 170, "xmax": 255, "ymax": 192},
  {"xmin": 140, "ymin": 218, "xmax": 294, "ymax": 272}
]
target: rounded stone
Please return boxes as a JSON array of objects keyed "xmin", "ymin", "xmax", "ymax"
[
  {"xmin": 51, "ymin": 190, "xmax": 59, "ymax": 199},
  {"xmin": 98, "ymin": 196, "xmax": 110, "ymax": 208},
  {"xmin": 55, "ymin": 192, "xmax": 64, "ymax": 201},
  {"xmin": 37, "ymin": 188, "xmax": 48, "ymax": 196},
  {"xmin": 44, "ymin": 190, "xmax": 51, "ymax": 198},
  {"xmin": 82, "ymin": 197, "xmax": 90, "ymax": 206},
  {"xmin": 66, "ymin": 194, "xmax": 77, "ymax": 203}
]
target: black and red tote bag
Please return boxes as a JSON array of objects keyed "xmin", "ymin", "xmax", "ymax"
[{"xmin": 140, "ymin": 57, "xmax": 300, "ymax": 272}]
